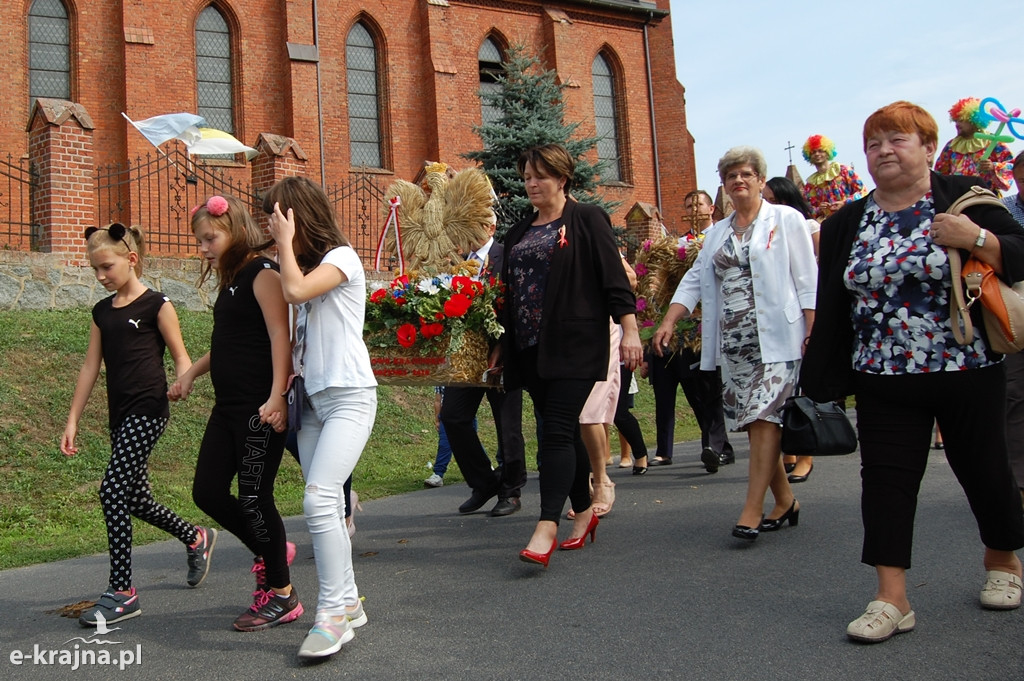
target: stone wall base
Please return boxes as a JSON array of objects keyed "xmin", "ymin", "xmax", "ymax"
[{"xmin": 0, "ymin": 250, "xmax": 217, "ymax": 311}]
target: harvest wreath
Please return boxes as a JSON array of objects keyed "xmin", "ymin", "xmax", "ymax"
[{"xmin": 633, "ymin": 234, "xmax": 703, "ymax": 354}]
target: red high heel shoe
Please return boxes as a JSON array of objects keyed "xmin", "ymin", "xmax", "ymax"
[
  {"xmin": 559, "ymin": 512, "xmax": 599, "ymax": 550},
  {"xmin": 519, "ymin": 539, "xmax": 557, "ymax": 567}
]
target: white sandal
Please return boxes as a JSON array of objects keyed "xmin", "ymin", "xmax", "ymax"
[
  {"xmin": 846, "ymin": 600, "xmax": 915, "ymax": 643},
  {"xmin": 980, "ymin": 570, "xmax": 1022, "ymax": 610}
]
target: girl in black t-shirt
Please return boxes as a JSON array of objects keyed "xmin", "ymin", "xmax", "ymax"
[
  {"xmin": 169, "ymin": 195, "xmax": 301, "ymax": 632},
  {"xmin": 62, "ymin": 223, "xmax": 214, "ymax": 627}
]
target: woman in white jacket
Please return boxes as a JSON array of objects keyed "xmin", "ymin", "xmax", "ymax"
[{"xmin": 653, "ymin": 146, "xmax": 816, "ymax": 542}]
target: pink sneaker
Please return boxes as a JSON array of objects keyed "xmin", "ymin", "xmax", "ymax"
[{"xmin": 233, "ymin": 587, "xmax": 303, "ymax": 632}]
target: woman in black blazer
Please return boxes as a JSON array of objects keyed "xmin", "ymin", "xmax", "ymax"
[
  {"xmin": 495, "ymin": 144, "xmax": 641, "ymax": 567},
  {"xmin": 802, "ymin": 102, "xmax": 1024, "ymax": 642}
]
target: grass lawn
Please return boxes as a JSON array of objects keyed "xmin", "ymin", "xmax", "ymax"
[{"xmin": 0, "ymin": 309, "xmax": 700, "ymax": 569}]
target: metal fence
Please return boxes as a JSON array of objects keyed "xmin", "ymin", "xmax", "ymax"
[
  {"xmin": 0, "ymin": 154, "xmax": 35, "ymax": 250},
  {"xmin": 326, "ymin": 172, "xmax": 388, "ymax": 264},
  {"xmin": 94, "ymin": 145, "xmax": 259, "ymax": 256},
  {"xmin": 1, "ymin": 141, "xmax": 393, "ymax": 263}
]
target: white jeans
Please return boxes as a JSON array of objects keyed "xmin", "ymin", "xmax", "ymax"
[{"xmin": 297, "ymin": 386, "xmax": 377, "ymax": 616}]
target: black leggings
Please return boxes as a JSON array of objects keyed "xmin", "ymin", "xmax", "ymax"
[
  {"xmin": 192, "ymin": 404, "xmax": 290, "ymax": 588},
  {"xmin": 613, "ymin": 364, "xmax": 647, "ymax": 459},
  {"xmin": 854, "ymin": 365, "xmax": 1024, "ymax": 568},
  {"xmin": 101, "ymin": 415, "xmax": 197, "ymax": 592},
  {"xmin": 519, "ymin": 347, "xmax": 596, "ymax": 523}
]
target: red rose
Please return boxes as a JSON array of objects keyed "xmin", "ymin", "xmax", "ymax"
[
  {"xmin": 420, "ymin": 322, "xmax": 444, "ymax": 339},
  {"xmin": 451, "ymin": 275, "xmax": 473, "ymax": 296},
  {"xmin": 396, "ymin": 323, "xmax": 417, "ymax": 347},
  {"xmin": 444, "ymin": 293, "xmax": 472, "ymax": 317},
  {"xmin": 370, "ymin": 288, "xmax": 387, "ymax": 303}
]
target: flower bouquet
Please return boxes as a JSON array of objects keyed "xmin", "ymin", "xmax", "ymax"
[
  {"xmin": 634, "ymin": 234, "xmax": 703, "ymax": 354},
  {"xmin": 364, "ymin": 261, "xmax": 504, "ymax": 386}
]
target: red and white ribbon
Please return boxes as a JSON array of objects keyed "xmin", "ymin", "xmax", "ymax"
[{"xmin": 375, "ymin": 195, "xmax": 405, "ymax": 274}]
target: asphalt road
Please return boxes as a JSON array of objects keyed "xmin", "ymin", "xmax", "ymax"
[{"xmin": 2, "ymin": 438, "xmax": 1022, "ymax": 680}]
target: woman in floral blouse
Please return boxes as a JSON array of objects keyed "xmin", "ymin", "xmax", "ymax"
[
  {"xmin": 802, "ymin": 134, "xmax": 866, "ymax": 221},
  {"xmin": 802, "ymin": 101, "xmax": 1024, "ymax": 644}
]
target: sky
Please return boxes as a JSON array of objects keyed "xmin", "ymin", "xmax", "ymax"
[{"xmin": 668, "ymin": 0, "xmax": 1020, "ymax": 197}]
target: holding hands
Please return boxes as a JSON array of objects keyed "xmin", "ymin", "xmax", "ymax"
[{"xmin": 259, "ymin": 393, "xmax": 287, "ymax": 433}]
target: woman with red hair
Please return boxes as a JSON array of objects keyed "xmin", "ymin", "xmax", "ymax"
[
  {"xmin": 803, "ymin": 101, "xmax": 1024, "ymax": 643},
  {"xmin": 802, "ymin": 134, "xmax": 866, "ymax": 221}
]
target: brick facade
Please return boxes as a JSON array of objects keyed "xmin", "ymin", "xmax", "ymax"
[{"xmin": 1, "ymin": 0, "xmax": 695, "ymax": 255}]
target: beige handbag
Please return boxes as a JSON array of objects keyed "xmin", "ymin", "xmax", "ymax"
[{"xmin": 947, "ymin": 186, "xmax": 1024, "ymax": 354}]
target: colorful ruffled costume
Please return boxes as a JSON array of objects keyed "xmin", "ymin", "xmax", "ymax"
[
  {"xmin": 801, "ymin": 134, "xmax": 865, "ymax": 221},
  {"xmin": 935, "ymin": 98, "xmax": 1014, "ymax": 196}
]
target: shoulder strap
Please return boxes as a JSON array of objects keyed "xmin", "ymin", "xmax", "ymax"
[
  {"xmin": 946, "ymin": 185, "xmax": 1008, "ymax": 216},
  {"xmin": 945, "ymin": 186, "xmax": 1007, "ymax": 344}
]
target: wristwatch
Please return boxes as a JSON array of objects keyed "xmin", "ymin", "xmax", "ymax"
[{"xmin": 974, "ymin": 229, "xmax": 987, "ymax": 250}]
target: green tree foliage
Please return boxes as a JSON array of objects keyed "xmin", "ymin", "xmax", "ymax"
[{"xmin": 463, "ymin": 44, "xmax": 619, "ymax": 237}]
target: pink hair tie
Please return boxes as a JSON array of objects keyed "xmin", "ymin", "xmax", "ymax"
[
  {"xmin": 190, "ymin": 204, "xmax": 202, "ymax": 217},
  {"xmin": 206, "ymin": 196, "xmax": 229, "ymax": 217}
]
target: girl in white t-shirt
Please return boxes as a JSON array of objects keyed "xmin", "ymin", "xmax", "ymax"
[{"xmin": 264, "ymin": 176, "xmax": 378, "ymax": 661}]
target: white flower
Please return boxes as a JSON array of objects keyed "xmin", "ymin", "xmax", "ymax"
[{"xmin": 417, "ymin": 279, "xmax": 440, "ymax": 295}]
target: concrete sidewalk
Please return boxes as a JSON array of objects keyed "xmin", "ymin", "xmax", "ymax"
[{"xmin": 1, "ymin": 438, "xmax": 1022, "ymax": 680}]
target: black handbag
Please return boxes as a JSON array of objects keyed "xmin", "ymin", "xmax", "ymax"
[
  {"xmin": 780, "ymin": 393, "xmax": 857, "ymax": 456},
  {"xmin": 285, "ymin": 373, "xmax": 304, "ymax": 432}
]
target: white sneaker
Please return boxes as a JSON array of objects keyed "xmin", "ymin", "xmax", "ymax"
[
  {"xmin": 980, "ymin": 570, "xmax": 1022, "ymax": 610},
  {"xmin": 846, "ymin": 600, "xmax": 915, "ymax": 643},
  {"xmin": 424, "ymin": 474, "xmax": 444, "ymax": 488}
]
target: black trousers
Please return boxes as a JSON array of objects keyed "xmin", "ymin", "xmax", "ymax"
[
  {"xmin": 517, "ymin": 346, "xmax": 595, "ymax": 523},
  {"xmin": 440, "ymin": 385, "xmax": 526, "ymax": 500},
  {"xmin": 854, "ymin": 365, "xmax": 1024, "ymax": 568},
  {"xmin": 1003, "ymin": 352, "xmax": 1024, "ymax": 490},
  {"xmin": 193, "ymin": 404, "xmax": 291, "ymax": 588},
  {"xmin": 613, "ymin": 364, "xmax": 648, "ymax": 458},
  {"xmin": 649, "ymin": 348, "xmax": 732, "ymax": 459}
]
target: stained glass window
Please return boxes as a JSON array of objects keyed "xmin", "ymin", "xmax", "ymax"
[
  {"xmin": 196, "ymin": 6, "xmax": 234, "ymax": 135},
  {"xmin": 478, "ymin": 38, "xmax": 504, "ymax": 127},
  {"xmin": 28, "ymin": 0, "xmax": 70, "ymax": 108},
  {"xmin": 347, "ymin": 23, "xmax": 383, "ymax": 168},
  {"xmin": 592, "ymin": 53, "xmax": 622, "ymax": 182}
]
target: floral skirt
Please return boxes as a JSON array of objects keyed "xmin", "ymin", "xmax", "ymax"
[{"xmin": 716, "ymin": 248, "xmax": 798, "ymax": 430}]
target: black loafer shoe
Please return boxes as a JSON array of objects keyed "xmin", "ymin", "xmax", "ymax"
[
  {"xmin": 718, "ymin": 451, "xmax": 736, "ymax": 466},
  {"xmin": 490, "ymin": 497, "xmax": 522, "ymax": 517},
  {"xmin": 649, "ymin": 457, "xmax": 673, "ymax": 466},
  {"xmin": 700, "ymin": 448, "xmax": 719, "ymax": 474},
  {"xmin": 459, "ymin": 488, "xmax": 498, "ymax": 514}
]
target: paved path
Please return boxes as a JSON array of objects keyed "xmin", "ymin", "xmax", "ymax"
[{"xmin": 2, "ymin": 438, "xmax": 1022, "ymax": 680}]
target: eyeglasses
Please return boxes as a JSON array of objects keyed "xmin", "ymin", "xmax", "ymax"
[
  {"xmin": 724, "ymin": 170, "xmax": 760, "ymax": 183},
  {"xmin": 84, "ymin": 223, "xmax": 132, "ymax": 252}
]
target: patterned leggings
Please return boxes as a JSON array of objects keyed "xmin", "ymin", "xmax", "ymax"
[{"xmin": 100, "ymin": 415, "xmax": 197, "ymax": 591}]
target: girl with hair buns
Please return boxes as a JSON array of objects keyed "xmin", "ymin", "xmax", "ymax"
[
  {"xmin": 170, "ymin": 194, "xmax": 302, "ymax": 632},
  {"xmin": 802, "ymin": 134, "xmax": 866, "ymax": 221},
  {"xmin": 62, "ymin": 222, "xmax": 214, "ymax": 627}
]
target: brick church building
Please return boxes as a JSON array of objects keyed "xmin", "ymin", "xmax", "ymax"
[{"xmin": 0, "ymin": 0, "xmax": 695, "ymax": 261}]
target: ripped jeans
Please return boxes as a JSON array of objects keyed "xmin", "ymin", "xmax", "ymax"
[{"xmin": 296, "ymin": 385, "xmax": 377, "ymax": 616}]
